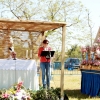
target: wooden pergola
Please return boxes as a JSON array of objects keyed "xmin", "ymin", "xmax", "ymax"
[
  {"xmin": 0, "ymin": 19, "xmax": 66, "ymax": 100},
  {"xmin": 0, "ymin": 19, "xmax": 66, "ymax": 32}
]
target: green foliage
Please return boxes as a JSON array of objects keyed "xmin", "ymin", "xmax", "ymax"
[
  {"xmin": 28, "ymin": 87, "xmax": 68, "ymax": 100},
  {"xmin": 0, "ymin": 87, "xmax": 68, "ymax": 100},
  {"xmin": 28, "ymin": 88, "xmax": 59, "ymax": 100},
  {"xmin": 67, "ymin": 45, "xmax": 81, "ymax": 58}
]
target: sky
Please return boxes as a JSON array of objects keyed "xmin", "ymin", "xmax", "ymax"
[
  {"xmin": 0, "ymin": 0, "xmax": 100, "ymax": 50},
  {"xmin": 77, "ymin": 0, "xmax": 100, "ymax": 34},
  {"xmin": 0, "ymin": 0, "xmax": 99, "ymax": 35}
]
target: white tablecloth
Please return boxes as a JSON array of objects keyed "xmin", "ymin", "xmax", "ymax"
[{"xmin": 0, "ymin": 59, "xmax": 39, "ymax": 90}]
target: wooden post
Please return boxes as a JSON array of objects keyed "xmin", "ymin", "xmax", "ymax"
[
  {"xmin": 60, "ymin": 24, "xmax": 66, "ymax": 100},
  {"xmin": 39, "ymin": 69, "xmax": 42, "ymax": 86},
  {"xmin": 39, "ymin": 32, "xmax": 45, "ymax": 86}
]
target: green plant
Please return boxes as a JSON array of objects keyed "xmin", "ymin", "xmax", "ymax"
[
  {"xmin": 0, "ymin": 82, "xmax": 69, "ymax": 100},
  {"xmin": 28, "ymin": 87, "xmax": 68, "ymax": 100}
]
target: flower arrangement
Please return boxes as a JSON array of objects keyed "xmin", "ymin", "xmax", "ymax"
[
  {"xmin": 0, "ymin": 82, "xmax": 69, "ymax": 100},
  {"xmin": 97, "ymin": 37, "xmax": 100, "ymax": 43},
  {"xmin": 0, "ymin": 81, "xmax": 32, "ymax": 100},
  {"xmin": 81, "ymin": 44, "xmax": 100, "ymax": 66}
]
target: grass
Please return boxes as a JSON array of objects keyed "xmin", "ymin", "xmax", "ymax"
[{"xmin": 50, "ymin": 70, "xmax": 100, "ymax": 100}]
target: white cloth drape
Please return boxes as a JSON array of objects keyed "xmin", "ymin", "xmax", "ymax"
[{"xmin": 0, "ymin": 59, "xmax": 39, "ymax": 90}]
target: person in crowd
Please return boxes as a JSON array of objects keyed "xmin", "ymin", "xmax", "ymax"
[{"xmin": 38, "ymin": 39, "xmax": 52, "ymax": 89}]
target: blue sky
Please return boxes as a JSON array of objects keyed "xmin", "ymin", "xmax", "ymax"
[{"xmin": 77, "ymin": 0, "xmax": 100, "ymax": 34}]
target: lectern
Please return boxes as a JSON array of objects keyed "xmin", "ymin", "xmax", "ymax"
[{"xmin": 40, "ymin": 51, "xmax": 55, "ymax": 59}]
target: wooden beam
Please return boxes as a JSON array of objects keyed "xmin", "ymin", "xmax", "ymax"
[
  {"xmin": 0, "ymin": 28, "xmax": 43, "ymax": 32},
  {"xmin": 0, "ymin": 19, "xmax": 66, "ymax": 32}
]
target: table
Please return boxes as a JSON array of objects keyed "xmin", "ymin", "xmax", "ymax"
[
  {"xmin": 81, "ymin": 69, "xmax": 100, "ymax": 97},
  {"xmin": 0, "ymin": 59, "xmax": 39, "ymax": 91}
]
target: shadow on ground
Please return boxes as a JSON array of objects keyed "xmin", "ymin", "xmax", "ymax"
[{"xmin": 64, "ymin": 89, "xmax": 100, "ymax": 100}]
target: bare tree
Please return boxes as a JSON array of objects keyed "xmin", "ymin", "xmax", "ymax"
[
  {"xmin": 87, "ymin": 11, "xmax": 94, "ymax": 46},
  {"xmin": 0, "ymin": 0, "xmax": 94, "ymax": 58}
]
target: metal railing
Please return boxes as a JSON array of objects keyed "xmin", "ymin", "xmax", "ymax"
[{"xmin": 51, "ymin": 69, "xmax": 81, "ymax": 75}]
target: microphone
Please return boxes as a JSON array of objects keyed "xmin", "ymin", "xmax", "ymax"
[{"xmin": 9, "ymin": 47, "xmax": 12, "ymax": 51}]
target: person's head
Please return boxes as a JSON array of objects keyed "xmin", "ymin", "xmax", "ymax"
[
  {"xmin": 11, "ymin": 51, "xmax": 16, "ymax": 59},
  {"xmin": 42, "ymin": 39, "xmax": 49, "ymax": 47}
]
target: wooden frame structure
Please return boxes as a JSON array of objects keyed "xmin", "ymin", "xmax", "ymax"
[
  {"xmin": 0, "ymin": 19, "xmax": 65, "ymax": 32},
  {"xmin": 0, "ymin": 18, "xmax": 66, "ymax": 100}
]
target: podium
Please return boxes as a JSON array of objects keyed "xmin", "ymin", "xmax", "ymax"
[{"xmin": 40, "ymin": 51, "xmax": 55, "ymax": 59}]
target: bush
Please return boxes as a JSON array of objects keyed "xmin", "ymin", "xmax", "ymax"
[
  {"xmin": 0, "ymin": 82, "xmax": 69, "ymax": 100},
  {"xmin": 29, "ymin": 87, "xmax": 69, "ymax": 100}
]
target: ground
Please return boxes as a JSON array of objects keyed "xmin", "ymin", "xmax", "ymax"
[{"xmin": 50, "ymin": 72, "xmax": 100, "ymax": 100}]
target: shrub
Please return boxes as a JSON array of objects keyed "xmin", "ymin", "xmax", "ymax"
[{"xmin": 0, "ymin": 82, "xmax": 69, "ymax": 100}]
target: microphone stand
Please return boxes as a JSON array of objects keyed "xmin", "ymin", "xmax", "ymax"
[
  {"xmin": 13, "ymin": 55, "xmax": 16, "ymax": 84},
  {"xmin": 46, "ymin": 51, "xmax": 51, "ymax": 62},
  {"xmin": 9, "ymin": 48, "xmax": 17, "ymax": 83}
]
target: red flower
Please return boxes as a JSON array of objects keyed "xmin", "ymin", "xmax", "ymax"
[
  {"xmin": 2, "ymin": 93, "xmax": 9, "ymax": 98},
  {"xmin": 17, "ymin": 81, "xmax": 23, "ymax": 86}
]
